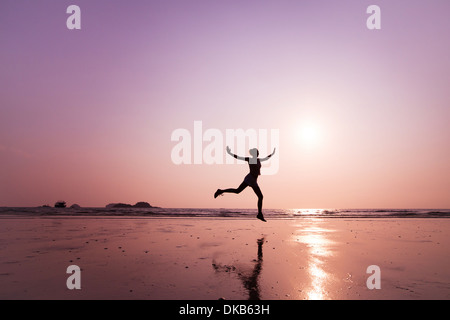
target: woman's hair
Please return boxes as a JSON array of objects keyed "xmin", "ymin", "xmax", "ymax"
[{"xmin": 249, "ymin": 148, "xmax": 259, "ymax": 157}]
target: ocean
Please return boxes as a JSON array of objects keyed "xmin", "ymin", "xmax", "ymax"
[{"xmin": 0, "ymin": 207, "xmax": 449, "ymax": 219}]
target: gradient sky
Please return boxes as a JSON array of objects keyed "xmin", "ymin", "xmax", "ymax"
[{"xmin": 1, "ymin": 0, "xmax": 449, "ymax": 209}]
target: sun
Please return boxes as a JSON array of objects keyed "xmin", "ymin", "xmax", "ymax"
[{"xmin": 299, "ymin": 124, "xmax": 321, "ymax": 146}]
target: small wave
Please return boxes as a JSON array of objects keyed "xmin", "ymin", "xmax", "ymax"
[
  {"xmin": 373, "ymin": 209, "xmax": 414, "ymax": 213},
  {"xmin": 385, "ymin": 212, "xmax": 418, "ymax": 217},
  {"xmin": 426, "ymin": 211, "xmax": 450, "ymax": 217},
  {"xmin": 1, "ymin": 207, "xmax": 449, "ymax": 219}
]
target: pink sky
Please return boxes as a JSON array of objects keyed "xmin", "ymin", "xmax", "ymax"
[{"xmin": 1, "ymin": 0, "xmax": 449, "ymax": 208}]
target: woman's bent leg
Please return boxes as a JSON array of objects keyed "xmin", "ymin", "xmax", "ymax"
[{"xmin": 221, "ymin": 182, "xmax": 248, "ymax": 194}]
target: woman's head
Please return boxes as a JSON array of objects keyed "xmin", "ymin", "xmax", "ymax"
[{"xmin": 249, "ymin": 148, "xmax": 259, "ymax": 157}]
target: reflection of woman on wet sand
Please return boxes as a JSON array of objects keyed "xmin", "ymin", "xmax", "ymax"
[
  {"xmin": 214, "ymin": 147, "xmax": 276, "ymax": 222},
  {"xmin": 212, "ymin": 237, "xmax": 265, "ymax": 300}
]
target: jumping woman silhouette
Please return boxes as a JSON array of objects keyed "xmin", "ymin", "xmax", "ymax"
[{"xmin": 214, "ymin": 146, "xmax": 276, "ymax": 222}]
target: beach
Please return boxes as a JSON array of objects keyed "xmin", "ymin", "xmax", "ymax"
[{"xmin": 0, "ymin": 216, "xmax": 449, "ymax": 300}]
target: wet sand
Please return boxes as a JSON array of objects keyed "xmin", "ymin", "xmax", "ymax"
[{"xmin": 0, "ymin": 217, "xmax": 449, "ymax": 299}]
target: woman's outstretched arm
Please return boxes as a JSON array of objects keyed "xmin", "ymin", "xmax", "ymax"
[
  {"xmin": 226, "ymin": 146, "xmax": 248, "ymax": 161},
  {"xmin": 260, "ymin": 148, "xmax": 276, "ymax": 162}
]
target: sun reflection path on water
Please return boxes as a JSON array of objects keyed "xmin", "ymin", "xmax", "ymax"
[{"xmin": 293, "ymin": 224, "xmax": 336, "ymax": 300}]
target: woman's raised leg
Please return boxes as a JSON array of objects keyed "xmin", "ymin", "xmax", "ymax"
[{"xmin": 215, "ymin": 182, "xmax": 248, "ymax": 198}]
